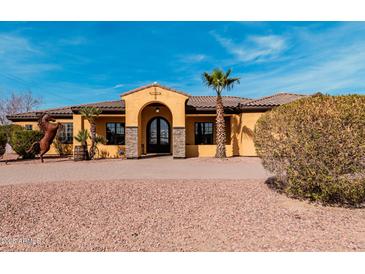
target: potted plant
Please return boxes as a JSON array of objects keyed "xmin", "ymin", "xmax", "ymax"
[{"xmin": 74, "ymin": 129, "xmax": 89, "ymax": 160}]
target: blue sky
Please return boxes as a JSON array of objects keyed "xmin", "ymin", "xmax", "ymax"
[{"xmin": 0, "ymin": 22, "xmax": 365, "ymax": 109}]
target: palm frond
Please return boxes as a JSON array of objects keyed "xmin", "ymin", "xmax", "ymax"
[
  {"xmin": 93, "ymin": 134, "xmax": 107, "ymax": 145},
  {"xmin": 79, "ymin": 106, "xmax": 102, "ymax": 123},
  {"xmin": 202, "ymin": 68, "xmax": 240, "ymax": 95},
  {"xmin": 74, "ymin": 129, "xmax": 89, "ymax": 146}
]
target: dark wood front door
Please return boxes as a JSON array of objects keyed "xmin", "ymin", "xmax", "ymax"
[{"xmin": 147, "ymin": 117, "xmax": 170, "ymax": 153}]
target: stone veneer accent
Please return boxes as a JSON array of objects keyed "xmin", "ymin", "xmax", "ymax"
[
  {"xmin": 173, "ymin": 127, "xmax": 186, "ymax": 158},
  {"xmin": 125, "ymin": 126, "xmax": 138, "ymax": 159}
]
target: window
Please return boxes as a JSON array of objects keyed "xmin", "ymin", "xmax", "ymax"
[
  {"xmin": 195, "ymin": 122, "xmax": 214, "ymax": 144},
  {"xmin": 58, "ymin": 123, "xmax": 73, "ymax": 144},
  {"xmin": 25, "ymin": 124, "xmax": 33, "ymax": 130},
  {"xmin": 106, "ymin": 123, "xmax": 125, "ymax": 145}
]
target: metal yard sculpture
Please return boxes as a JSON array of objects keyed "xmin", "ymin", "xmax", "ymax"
[{"xmin": 27, "ymin": 113, "xmax": 63, "ymax": 163}]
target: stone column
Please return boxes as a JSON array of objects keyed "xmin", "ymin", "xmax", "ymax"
[
  {"xmin": 173, "ymin": 127, "xmax": 186, "ymax": 158},
  {"xmin": 125, "ymin": 126, "xmax": 139, "ymax": 159}
]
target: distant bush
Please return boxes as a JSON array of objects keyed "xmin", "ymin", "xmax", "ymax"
[
  {"xmin": 254, "ymin": 94, "xmax": 365, "ymax": 206},
  {"xmin": 0, "ymin": 131, "xmax": 6, "ymax": 157},
  {"xmin": 0, "ymin": 124, "xmax": 23, "ymax": 158},
  {"xmin": 0, "ymin": 124, "xmax": 23, "ymax": 139},
  {"xmin": 53, "ymin": 137, "xmax": 73, "ymax": 156},
  {"xmin": 10, "ymin": 130, "xmax": 43, "ymax": 159}
]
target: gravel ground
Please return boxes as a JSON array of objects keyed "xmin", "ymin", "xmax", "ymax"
[
  {"xmin": 0, "ymin": 179, "xmax": 364, "ymax": 251},
  {"xmin": 0, "ymin": 156, "xmax": 270, "ymax": 185}
]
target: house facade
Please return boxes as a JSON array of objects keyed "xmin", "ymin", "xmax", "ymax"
[{"xmin": 7, "ymin": 83, "xmax": 306, "ymax": 159}]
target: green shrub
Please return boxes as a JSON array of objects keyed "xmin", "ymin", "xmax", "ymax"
[
  {"xmin": 0, "ymin": 124, "xmax": 23, "ymax": 139},
  {"xmin": 10, "ymin": 130, "xmax": 43, "ymax": 159},
  {"xmin": 0, "ymin": 124, "xmax": 23, "ymax": 158},
  {"xmin": 254, "ymin": 94, "xmax": 365, "ymax": 206},
  {"xmin": 0, "ymin": 131, "xmax": 6, "ymax": 157},
  {"xmin": 53, "ymin": 137, "xmax": 73, "ymax": 156}
]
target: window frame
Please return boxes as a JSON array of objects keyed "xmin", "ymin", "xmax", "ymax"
[
  {"xmin": 58, "ymin": 123, "xmax": 73, "ymax": 144},
  {"xmin": 194, "ymin": 122, "xmax": 214, "ymax": 145},
  {"xmin": 106, "ymin": 122, "xmax": 125, "ymax": 145},
  {"xmin": 24, "ymin": 124, "xmax": 33, "ymax": 131}
]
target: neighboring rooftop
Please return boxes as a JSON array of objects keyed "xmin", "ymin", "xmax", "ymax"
[
  {"xmin": 71, "ymin": 100, "xmax": 125, "ymax": 112},
  {"xmin": 242, "ymin": 93, "xmax": 308, "ymax": 108},
  {"xmin": 6, "ymin": 106, "xmax": 73, "ymax": 120},
  {"xmin": 186, "ymin": 96, "xmax": 252, "ymax": 110}
]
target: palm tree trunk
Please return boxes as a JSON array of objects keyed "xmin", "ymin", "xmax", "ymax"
[
  {"xmin": 89, "ymin": 122, "xmax": 96, "ymax": 159},
  {"xmin": 215, "ymin": 94, "xmax": 227, "ymax": 158}
]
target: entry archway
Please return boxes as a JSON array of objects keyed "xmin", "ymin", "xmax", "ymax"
[
  {"xmin": 121, "ymin": 83, "xmax": 188, "ymax": 158},
  {"xmin": 140, "ymin": 102, "xmax": 173, "ymax": 155}
]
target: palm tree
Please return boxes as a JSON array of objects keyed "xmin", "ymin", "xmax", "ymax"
[
  {"xmin": 202, "ymin": 68, "xmax": 240, "ymax": 158},
  {"xmin": 79, "ymin": 106, "xmax": 101, "ymax": 159}
]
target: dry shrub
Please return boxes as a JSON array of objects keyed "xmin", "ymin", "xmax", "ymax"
[
  {"xmin": 10, "ymin": 129, "xmax": 43, "ymax": 159},
  {"xmin": 53, "ymin": 138, "xmax": 73, "ymax": 156},
  {"xmin": 254, "ymin": 94, "xmax": 365, "ymax": 206},
  {"xmin": 0, "ymin": 131, "xmax": 6, "ymax": 157}
]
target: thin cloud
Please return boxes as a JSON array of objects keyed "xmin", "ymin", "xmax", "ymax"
[
  {"xmin": 211, "ymin": 32, "xmax": 287, "ymax": 63},
  {"xmin": 0, "ymin": 34, "xmax": 39, "ymax": 55},
  {"xmin": 0, "ymin": 33, "xmax": 60, "ymax": 78},
  {"xmin": 59, "ymin": 36, "xmax": 87, "ymax": 46},
  {"xmin": 113, "ymin": 83, "xmax": 125, "ymax": 89},
  {"xmin": 178, "ymin": 54, "xmax": 207, "ymax": 63},
  {"xmin": 236, "ymin": 43, "xmax": 365, "ymax": 97}
]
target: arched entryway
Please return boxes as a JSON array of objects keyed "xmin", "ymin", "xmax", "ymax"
[
  {"xmin": 147, "ymin": 117, "xmax": 170, "ymax": 153},
  {"xmin": 122, "ymin": 84, "xmax": 188, "ymax": 158},
  {"xmin": 140, "ymin": 102, "xmax": 173, "ymax": 156}
]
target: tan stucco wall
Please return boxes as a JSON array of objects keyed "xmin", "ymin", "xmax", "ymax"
[
  {"xmin": 185, "ymin": 112, "xmax": 264, "ymax": 157},
  {"xmin": 238, "ymin": 112, "xmax": 263, "ymax": 156},
  {"xmin": 122, "ymin": 86, "xmax": 188, "ymax": 127},
  {"xmin": 185, "ymin": 114, "xmax": 234, "ymax": 158},
  {"xmin": 13, "ymin": 119, "xmax": 73, "ymax": 155},
  {"xmin": 73, "ymin": 114, "xmax": 126, "ymax": 159}
]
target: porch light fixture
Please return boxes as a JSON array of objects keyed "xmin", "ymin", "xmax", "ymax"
[{"xmin": 155, "ymin": 107, "xmax": 160, "ymax": 113}]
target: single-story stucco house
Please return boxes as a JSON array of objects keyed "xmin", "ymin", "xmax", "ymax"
[{"xmin": 7, "ymin": 83, "xmax": 306, "ymax": 159}]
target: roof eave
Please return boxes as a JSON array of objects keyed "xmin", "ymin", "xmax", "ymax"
[
  {"xmin": 7, "ymin": 113, "xmax": 73, "ymax": 121},
  {"xmin": 121, "ymin": 83, "xmax": 191, "ymax": 98}
]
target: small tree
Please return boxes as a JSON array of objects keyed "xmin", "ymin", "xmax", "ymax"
[
  {"xmin": 0, "ymin": 91, "xmax": 42, "ymax": 125},
  {"xmin": 202, "ymin": 68, "xmax": 240, "ymax": 158},
  {"xmin": 79, "ymin": 107, "xmax": 101, "ymax": 159}
]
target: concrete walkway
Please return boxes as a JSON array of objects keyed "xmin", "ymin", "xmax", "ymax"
[{"xmin": 0, "ymin": 156, "xmax": 270, "ymax": 185}]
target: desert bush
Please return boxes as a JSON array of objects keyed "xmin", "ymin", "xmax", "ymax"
[
  {"xmin": 53, "ymin": 137, "xmax": 73, "ymax": 156},
  {"xmin": 10, "ymin": 129, "xmax": 43, "ymax": 159},
  {"xmin": 0, "ymin": 131, "xmax": 7, "ymax": 157},
  {"xmin": 254, "ymin": 94, "xmax": 365, "ymax": 206},
  {"xmin": 0, "ymin": 124, "xmax": 23, "ymax": 157},
  {"xmin": 0, "ymin": 124, "xmax": 23, "ymax": 139}
]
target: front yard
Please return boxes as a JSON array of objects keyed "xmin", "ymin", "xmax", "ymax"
[{"xmin": 1, "ymin": 178, "xmax": 364, "ymax": 251}]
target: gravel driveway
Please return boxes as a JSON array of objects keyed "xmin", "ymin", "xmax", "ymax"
[
  {"xmin": 0, "ymin": 157, "xmax": 364, "ymax": 251},
  {"xmin": 1, "ymin": 178, "xmax": 364, "ymax": 251},
  {"xmin": 0, "ymin": 156, "xmax": 270, "ymax": 185}
]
